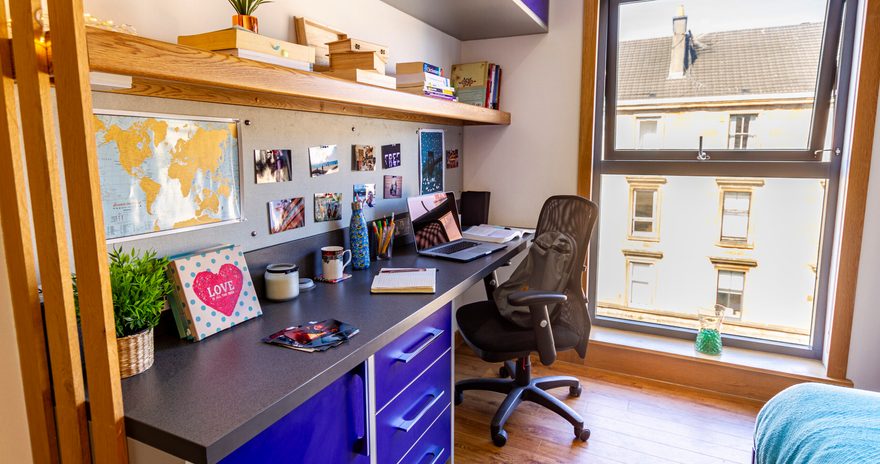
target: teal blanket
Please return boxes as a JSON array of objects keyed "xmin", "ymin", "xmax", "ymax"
[{"xmin": 755, "ymin": 383, "xmax": 880, "ymax": 464}]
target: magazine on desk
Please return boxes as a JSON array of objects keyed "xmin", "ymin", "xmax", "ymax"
[
  {"xmin": 462, "ymin": 225, "xmax": 535, "ymax": 244},
  {"xmin": 262, "ymin": 319, "xmax": 359, "ymax": 352}
]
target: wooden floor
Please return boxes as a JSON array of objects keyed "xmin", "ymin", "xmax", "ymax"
[{"xmin": 454, "ymin": 348, "xmax": 762, "ymax": 464}]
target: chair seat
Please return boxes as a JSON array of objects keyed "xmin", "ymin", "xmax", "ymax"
[{"xmin": 456, "ymin": 300, "xmax": 580, "ymax": 362}]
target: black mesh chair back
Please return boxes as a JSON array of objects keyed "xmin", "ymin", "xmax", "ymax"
[{"xmin": 532, "ymin": 195, "xmax": 599, "ymax": 357}]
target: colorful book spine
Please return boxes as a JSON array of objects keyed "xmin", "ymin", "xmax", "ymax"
[{"xmin": 420, "ymin": 62, "xmax": 443, "ymax": 76}]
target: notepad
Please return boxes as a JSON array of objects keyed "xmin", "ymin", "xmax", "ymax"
[{"xmin": 371, "ymin": 268, "xmax": 437, "ymax": 294}]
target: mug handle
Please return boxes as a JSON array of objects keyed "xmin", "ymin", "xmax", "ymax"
[{"xmin": 342, "ymin": 250, "xmax": 352, "ymax": 269}]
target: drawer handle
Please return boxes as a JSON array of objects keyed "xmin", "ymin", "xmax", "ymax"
[
  {"xmin": 396, "ymin": 328, "xmax": 444, "ymax": 363},
  {"xmin": 395, "ymin": 390, "xmax": 445, "ymax": 432},
  {"xmin": 424, "ymin": 447, "xmax": 445, "ymax": 464}
]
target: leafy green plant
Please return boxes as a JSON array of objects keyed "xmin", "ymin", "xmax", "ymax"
[
  {"xmin": 108, "ymin": 248, "xmax": 172, "ymax": 338},
  {"xmin": 227, "ymin": 0, "xmax": 271, "ymax": 15}
]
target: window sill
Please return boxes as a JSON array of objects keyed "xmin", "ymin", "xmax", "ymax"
[
  {"xmin": 563, "ymin": 326, "xmax": 853, "ymax": 401},
  {"xmin": 716, "ymin": 241, "xmax": 754, "ymax": 250}
]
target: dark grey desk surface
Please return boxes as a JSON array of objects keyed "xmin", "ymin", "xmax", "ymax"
[{"xmin": 121, "ymin": 238, "xmax": 528, "ymax": 464}]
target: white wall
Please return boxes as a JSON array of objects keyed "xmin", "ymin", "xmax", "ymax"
[
  {"xmin": 83, "ymin": 0, "xmax": 461, "ymax": 75},
  {"xmin": 0, "ymin": 216, "xmax": 35, "ymax": 461},
  {"xmin": 459, "ymin": 1, "xmax": 584, "ymax": 228},
  {"xmin": 847, "ymin": 91, "xmax": 880, "ymax": 391}
]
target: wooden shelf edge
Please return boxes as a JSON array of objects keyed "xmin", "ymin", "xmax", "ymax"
[{"xmin": 85, "ymin": 28, "xmax": 511, "ymax": 126}]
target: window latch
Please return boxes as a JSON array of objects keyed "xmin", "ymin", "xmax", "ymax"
[
  {"xmin": 813, "ymin": 148, "xmax": 841, "ymax": 159},
  {"xmin": 697, "ymin": 136, "xmax": 710, "ymax": 161}
]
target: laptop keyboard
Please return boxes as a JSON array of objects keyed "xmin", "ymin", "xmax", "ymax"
[{"xmin": 434, "ymin": 241, "xmax": 479, "ymax": 255}]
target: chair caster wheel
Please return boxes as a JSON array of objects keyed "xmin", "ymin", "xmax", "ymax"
[
  {"xmin": 492, "ymin": 429, "xmax": 508, "ymax": 447},
  {"xmin": 454, "ymin": 389, "xmax": 463, "ymax": 406},
  {"xmin": 569, "ymin": 385, "xmax": 582, "ymax": 398},
  {"xmin": 575, "ymin": 426, "xmax": 591, "ymax": 442},
  {"xmin": 499, "ymin": 365, "xmax": 510, "ymax": 378}
]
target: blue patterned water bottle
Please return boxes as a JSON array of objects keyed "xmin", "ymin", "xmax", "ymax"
[{"xmin": 350, "ymin": 201, "xmax": 370, "ymax": 270}]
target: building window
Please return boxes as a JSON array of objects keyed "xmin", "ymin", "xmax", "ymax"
[
  {"xmin": 626, "ymin": 176, "xmax": 666, "ymax": 241},
  {"xmin": 637, "ymin": 117, "xmax": 660, "ymax": 149},
  {"xmin": 716, "ymin": 270, "xmax": 745, "ymax": 319},
  {"xmin": 728, "ymin": 114, "xmax": 757, "ymax": 149},
  {"xmin": 628, "ymin": 261, "xmax": 655, "ymax": 308},
  {"xmin": 721, "ymin": 191, "xmax": 751, "ymax": 242}
]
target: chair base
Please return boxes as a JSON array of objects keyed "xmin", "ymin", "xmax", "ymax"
[{"xmin": 455, "ymin": 356, "xmax": 591, "ymax": 447}]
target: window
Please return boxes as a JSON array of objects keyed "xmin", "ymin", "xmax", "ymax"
[
  {"xmin": 721, "ymin": 192, "xmax": 751, "ymax": 242},
  {"xmin": 628, "ymin": 262, "xmax": 655, "ymax": 308},
  {"xmin": 627, "ymin": 176, "xmax": 665, "ymax": 240},
  {"xmin": 716, "ymin": 270, "xmax": 745, "ymax": 319},
  {"xmin": 728, "ymin": 114, "xmax": 757, "ymax": 149},
  {"xmin": 592, "ymin": 0, "xmax": 854, "ymax": 358},
  {"xmin": 637, "ymin": 117, "xmax": 660, "ymax": 149}
]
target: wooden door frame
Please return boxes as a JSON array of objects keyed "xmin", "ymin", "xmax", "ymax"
[{"xmin": 576, "ymin": 0, "xmax": 880, "ymax": 381}]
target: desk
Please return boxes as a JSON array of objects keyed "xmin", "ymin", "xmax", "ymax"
[{"xmin": 122, "ymin": 236, "xmax": 528, "ymax": 463}]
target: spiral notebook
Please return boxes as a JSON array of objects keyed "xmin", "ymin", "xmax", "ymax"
[{"xmin": 370, "ymin": 268, "xmax": 437, "ymax": 294}]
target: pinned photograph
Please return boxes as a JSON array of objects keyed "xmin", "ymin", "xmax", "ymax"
[
  {"xmin": 352, "ymin": 145, "xmax": 377, "ymax": 171},
  {"xmin": 418, "ymin": 129, "xmax": 444, "ymax": 194},
  {"xmin": 445, "ymin": 149, "xmax": 460, "ymax": 169},
  {"xmin": 381, "ymin": 143, "xmax": 402, "ymax": 169},
  {"xmin": 314, "ymin": 193, "xmax": 343, "ymax": 222},
  {"xmin": 383, "ymin": 175, "xmax": 403, "ymax": 199},
  {"xmin": 267, "ymin": 197, "xmax": 305, "ymax": 234},
  {"xmin": 353, "ymin": 183, "xmax": 377, "ymax": 207},
  {"xmin": 309, "ymin": 145, "xmax": 340, "ymax": 177},
  {"xmin": 254, "ymin": 149, "xmax": 292, "ymax": 183}
]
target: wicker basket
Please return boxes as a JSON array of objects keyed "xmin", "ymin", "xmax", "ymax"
[{"xmin": 117, "ymin": 327, "xmax": 154, "ymax": 378}]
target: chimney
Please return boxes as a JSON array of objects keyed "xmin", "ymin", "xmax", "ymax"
[{"xmin": 668, "ymin": 5, "xmax": 687, "ymax": 79}]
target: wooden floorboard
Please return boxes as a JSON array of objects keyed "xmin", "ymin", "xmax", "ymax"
[{"xmin": 454, "ymin": 348, "xmax": 761, "ymax": 464}]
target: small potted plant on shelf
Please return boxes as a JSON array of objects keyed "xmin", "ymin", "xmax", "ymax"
[
  {"xmin": 109, "ymin": 248, "xmax": 172, "ymax": 378},
  {"xmin": 228, "ymin": 0, "xmax": 271, "ymax": 33}
]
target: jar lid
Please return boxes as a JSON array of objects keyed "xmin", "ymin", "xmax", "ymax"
[
  {"xmin": 299, "ymin": 278, "xmax": 316, "ymax": 291},
  {"xmin": 266, "ymin": 263, "xmax": 298, "ymax": 274}
]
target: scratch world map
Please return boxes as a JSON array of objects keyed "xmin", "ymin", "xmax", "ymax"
[{"xmin": 94, "ymin": 112, "xmax": 241, "ymax": 240}]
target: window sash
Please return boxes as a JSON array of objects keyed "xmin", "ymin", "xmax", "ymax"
[
  {"xmin": 603, "ymin": 0, "xmax": 844, "ymax": 162},
  {"xmin": 631, "ymin": 189, "xmax": 657, "ymax": 236},
  {"xmin": 721, "ymin": 191, "xmax": 751, "ymax": 241},
  {"xmin": 629, "ymin": 262, "xmax": 654, "ymax": 306}
]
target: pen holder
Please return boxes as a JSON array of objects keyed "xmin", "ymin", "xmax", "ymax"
[{"xmin": 377, "ymin": 233, "xmax": 394, "ymax": 260}]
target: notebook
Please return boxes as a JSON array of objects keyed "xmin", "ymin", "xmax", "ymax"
[
  {"xmin": 462, "ymin": 225, "xmax": 533, "ymax": 244},
  {"xmin": 371, "ymin": 268, "xmax": 437, "ymax": 294}
]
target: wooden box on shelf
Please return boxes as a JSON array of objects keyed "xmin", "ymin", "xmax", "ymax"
[
  {"xmin": 293, "ymin": 16, "xmax": 347, "ymax": 71},
  {"xmin": 329, "ymin": 50, "xmax": 387, "ymax": 74},
  {"xmin": 327, "ymin": 38, "xmax": 388, "ymax": 58},
  {"xmin": 178, "ymin": 27, "xmax": 316, "ymax": 64}
]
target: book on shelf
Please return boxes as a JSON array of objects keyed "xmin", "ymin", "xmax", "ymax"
[
  {"xmin": 216, "ymin": 48, "xmax": 313, "ymax": 71},
  {"xmin": 322, "ymin": 69, "xmax": 397, "ymax": 89},
  {"xmin": 462, "ymin": 225, "xmax": 533, "ymax": 244},
  {"xmin": 178, "ymin": 27, "xmax": 316, "ymax": 64},
  {"xmin": 451, "ymin": 61, "xmax": 503, "ymax": 109},
  {"xmin": 327, "ymin": 38, "xmax": 388, "ymax": 58},
  {"xmin": 329, "ymin": 50, "xmax": 387, "ymax": 74},
  {"xmin": 371, "ymin": 268, "xmax": 437, "ymax": 294},
  {"xmin": 397, "ymin": 83, "xmax": 455, "ymax": 96},
  {"xmin": 398, "ymin": 87, "xmax": 457, "ymax": 101},
  {"xmin": 396, "ymin": 61, "xmax": 443, "ymax": 77},
  {"xmin": 395, "ymin": 71, "xmax": 450, "ymax": 88}
]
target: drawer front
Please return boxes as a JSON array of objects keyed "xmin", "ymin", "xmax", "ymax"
[
  {"xmin": 375, "ymin": 303, "xmax": 451, "ymax": 409},
  {"xmin": 399, "ymin": 405, "xmax": 451, "ymax": 464},
  {"xmin": 377, "ymin": 350, "xmax": 451, "ymax": 464}
]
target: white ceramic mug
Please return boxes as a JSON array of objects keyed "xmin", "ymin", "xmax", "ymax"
[{"xmin": 321, "ymin": 246, "xmax": 352, "ymax": 280}]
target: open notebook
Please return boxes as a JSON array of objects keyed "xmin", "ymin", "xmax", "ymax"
[{"xmin": 371, "ymin": 268, "xmax": 437, "ymax": 294}]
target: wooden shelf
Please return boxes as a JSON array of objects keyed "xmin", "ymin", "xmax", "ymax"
[{"xmin": 84, "ymin": 28, "xmax": 511, "ymax": 126}]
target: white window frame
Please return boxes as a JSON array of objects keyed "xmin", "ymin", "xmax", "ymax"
[
  {"xmin": 727, "ymin": 113, "xmax": 758, "ymax": 150},
  {"xmin": 626, "ymin": 176, "xmax": 666, "ymax": 241}
]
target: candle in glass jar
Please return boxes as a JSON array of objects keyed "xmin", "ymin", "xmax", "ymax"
[{"xmin": 264, "ymin": 263, "xmax": 299, "ymax": 301}]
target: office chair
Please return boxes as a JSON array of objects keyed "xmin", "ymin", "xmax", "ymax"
[{"xmin": 454, "ymin": 195, "xmax": 599, "ymax": 447}]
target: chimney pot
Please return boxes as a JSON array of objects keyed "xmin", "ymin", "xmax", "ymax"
[{"xmin": 668, "ymin": 6, "xmax": 688, "ymax": 79}]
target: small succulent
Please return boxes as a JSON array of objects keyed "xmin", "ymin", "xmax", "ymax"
[{"xmin": 227, "ymin": 0, "xmax": 272, "ymax": 16}]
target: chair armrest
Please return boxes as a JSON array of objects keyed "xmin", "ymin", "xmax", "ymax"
[
  {"xmin": 507, "ymin": 290, "xmax": 567, "ymax": 307},
  {"xmin": 508, "ymin": 290, "xmax": 566, "ymax": 366}
]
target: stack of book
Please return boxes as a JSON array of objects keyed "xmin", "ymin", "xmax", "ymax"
[
  {"xmin": 322, "ymin": 38, "xmax": 397, "ymax": 89},
  {"xmin": 451, "ymin": 61, "xmax": 503, "ymax": 109},
  {"xmin": 395, "ymin": 62, "xmax": 457, "ymax": 102},
  {"xmin": 177, "ymin": 27, "xmax": 316, "ymax": 71}
]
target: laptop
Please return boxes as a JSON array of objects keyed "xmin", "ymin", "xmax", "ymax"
[{"xmin": 407, "ymin": 192, "xmax": 507, "ymax": 262}]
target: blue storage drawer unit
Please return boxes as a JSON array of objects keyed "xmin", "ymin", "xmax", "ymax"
[
  {"xmin": 375, "ymin": 303, "xmax": 452, "ymax": 410},
  {"xmin": 399, "ymin": 404, "xmax": 452, "ymax": 464},
  {"xmin": 377, "ymin": 350, "xmax": 452, "ymax": 464}
]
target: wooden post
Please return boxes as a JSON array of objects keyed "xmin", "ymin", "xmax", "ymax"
[
  {"xmin": 577, "ymin": 0, "xmax": 600, "ymax": 199},
  {"xmin": 46, "ymin": 0, "xmax": 130, "ymax": 461},
  {"xmin": 0, "ymin": 2, "xmax": 59, "ymax": 462},
  {"xmin": 8, "ymin": 1, "xmax": 91, "ymax": 462}
]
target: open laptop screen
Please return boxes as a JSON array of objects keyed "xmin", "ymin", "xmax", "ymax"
[{"xmin": 407, "ymin": 192, "xmax": 464, "ymax": 251}]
